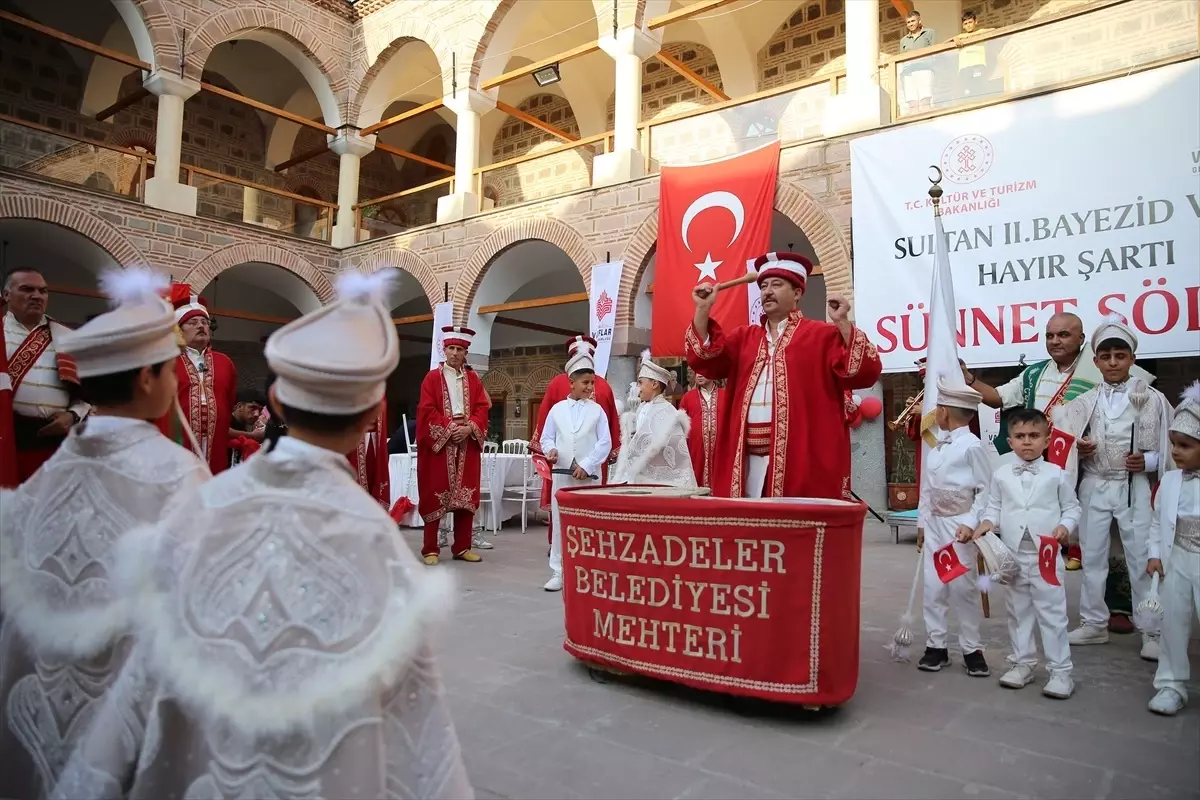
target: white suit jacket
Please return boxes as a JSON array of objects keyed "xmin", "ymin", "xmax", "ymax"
[
  {"xmin": 1148, "ymin": 469, "xmax": 1200, "ymax": 568},
  {"xmin": 981, "ymin": 457, "xmax": 1082, "ymax": 552}
]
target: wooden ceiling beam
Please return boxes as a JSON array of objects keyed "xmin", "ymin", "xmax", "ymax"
[
  {"xmin": 889, "ymin": 0, "xmax": 916, "ymax": 18},
  {"xmin": 394, "ymin": 312, "xmax": 435, "ymax": 325},
  {"xmin": 375, "ymin": 142, "xmax": 455, "ymax": 173},
  {"xmin": 495, "ymin": 100, "xmax": 579, "ymax": 143},
  {"xmin": 494, "ymin": 316, "xmax": 584, "ymax": 337},
  {"xmin": 95, "ymin": 85, "xmax": 150, "ymax": 122},
  {"xmin": 646, "ymin": 0, "xmax": 742, "ymax": 31},
  {"xmin": 0, "ymin": 10, "xmax": 149, "ymax": 70},
  {"xmin": 274, "ymin": 143, "xmax": 331, "ymax": 173},
  {"xmin": 477, "ymin": 292, "xmax": 588, "ymax": 315},
  {"xmin": 654, "ymin": 51, "xmax": 729, "ymax": 101},
  {"xmin": 480, "ymin": 40, "xmax": 601, "ymax": 91},
  {"xmin": 199, "ymin": 81, "xmax": 336, "ymax": 135},
  {"xmin": 360, "ymin": 98, "xmax": 445, "ymax": 137}
]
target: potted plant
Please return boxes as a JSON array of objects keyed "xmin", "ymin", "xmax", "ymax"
[{"xmin": 888, "ymin": 436, "xmax": 918, "ymax": 511}]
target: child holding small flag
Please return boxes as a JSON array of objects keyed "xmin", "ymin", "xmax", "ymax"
[{"xmin": 969, "ymin": 407, "xmax": 1081, "ymax": 699}]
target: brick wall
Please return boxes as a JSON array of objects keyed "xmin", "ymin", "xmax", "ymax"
[{"xmin": 488, "ymin": 93, "xmax": 590, "ymax": 208}]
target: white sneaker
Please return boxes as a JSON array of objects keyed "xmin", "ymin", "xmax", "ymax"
[
  {"xmin": 998, "ymin": 663, "xmax": 1036, "ymax": 689},
  {"xmin": 1140, "ymin": 633, "xmax": 1161, "ymax": 662},
  {"xmin": 472, "ymin": 534, "xmax": 495, "ymax": 550},
  {"xmin": 543, "ymin": 572, "xmax": 563, "ymax": 592},
  {"xmin": 1042, "ymin": 671, "xmax": 1074, "ymax": 699},
  {"xmin": 1068, "ymin": 625, "xmax": 1109, "ymax": 645},
  {"xmin": 1148, "ymin": 688, "xmax": 1185, "ymax": 716}
]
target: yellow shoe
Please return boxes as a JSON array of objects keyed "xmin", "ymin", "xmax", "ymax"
[
  {"xmin": 453, "ymin": 550, "xmax": 482, "ymax": 563},
  {"xmin": 1065, "ymin": 558, "xmax": 1082, "ymax": 571},
  {"xmin": 423, "ymin": 554, "xmax": 439, "ymax": 566}
]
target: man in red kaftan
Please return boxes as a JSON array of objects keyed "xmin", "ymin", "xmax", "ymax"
[
  {"xmin": 416, "ymin": 326, "xmax": 489, "ymax": 564},
  {"xmin": 685, "ymin": 252, "xmax": 883, "ymax": 499},
  {"xmin": 678, "ymin": 370, "xmax": 722, "ymax": 489},
  {"xmin": 348, "ymin": 403, "xmax": 390, "ymax": 509},
  {"xmin": 530, "ymin": 335, "xmax": 621, "ymax": 547}
]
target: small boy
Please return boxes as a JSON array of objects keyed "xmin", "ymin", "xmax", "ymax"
[
  {"xmin": 917, "ymin": 375, "xmax": 992, "ymax": 676},
  {"xmin": 0, "ymin": 267, "xmax": 208, "ymax": 800},
  {"xmin": 539, "ymin": 348, "xmax": 612, "ymax": 592},
  {"xmin": 1055, "ymin": 316, "xmax": 1172, "ymax": 658},
  {"xmin": 612, "ymin": 350, "xmax": 697, "ymax": 488},
  {"xmin": 970, "ymin": 407, "xmax": 1081, "ymax": 699},
  {"xmin": 1145, "ymin": 382, "xmax": 1200, "ymax": 716}
]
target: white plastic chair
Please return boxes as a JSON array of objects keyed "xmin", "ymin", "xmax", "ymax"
[
  {"xmin": 402, "ymin": 413, "xmax": 416, "ymax": 454},
  {"xmin": 502, "ymin": 454, "xmax": 542, "ymax": 533},
  {"xmin": 478, "ymin": 450, "xmax": 499, "ymax": 535},
  {"xmin": 483, "ymin": 440, "xmax": 500, "ymax": 453},
  {"xmin": 501, "ymin": 439, "xmax": 528, "ymax": 455}
]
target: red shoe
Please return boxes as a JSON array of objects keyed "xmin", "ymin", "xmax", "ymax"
[
  {"xmin": 1108, "ymin": 613, "xmax": 1136, "ymax": 635},
  {"xmin": 1065, "ymin": 544, "xmax": 1082, "ymax": 571}
]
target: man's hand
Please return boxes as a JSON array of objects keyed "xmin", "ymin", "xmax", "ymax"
[
  {"xmin": 1051, "ymin": 525, "xmax": 1070, "ymax": 544},
  {"xmin": 546, "ymin": 448, "xmax": 559, "ymax": 464},
  {"xmin": 607, "ymin": 450, "xmax": 619, "ymax": 465},
  {"xmin": 916, "ymin": 527, "xmax": 924, "ymax": 552},
  {"xmin": 955, "ymin": 524, "xmax": 975, "ymax": 543},
  {"xmin": 1077, "ymin": 437, "xmax": 1098, "ymax": 458},
  {"xmin": 692, "ymin": 283, "xmax": 717, "ymax": 312},
  {"xmin": 827, "ymin": 293, "xmax": 851, "ymax": 324},
  {"xmin": 37, "ymin": 411, "xmax": 75, "ymax": 438},
  {"xmin": 571, "ymin": 464, "xmax": 589, "ymax": 480},
  {"xmin": 1146, "ymin": 558, "xmax": 1164, "ymax": 578},
  {"xmin": 1125, "ymin": 452, "xmax": 1146, "ymax": 473},
  {"xmin": 450, "ymin": 425, "xmax": 470, "ymax": 443},
  {"xmin": 249, "ymin": 428, "xmax": 265, "ymax": 443}
]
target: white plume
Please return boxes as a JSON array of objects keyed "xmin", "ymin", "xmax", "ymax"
[
  {"xmin": 336, "ymin": 268, "xmax": 397, "ymax": 306},
  {"xmin": 640, "ymin": 348, "xmax": 652, "ymax": 364},
  {"xmin": 1181, "ymin": 380, "xmax": 1200, "ymax": 406},
  {"xmin": 98, "ymin": 267, "xmax": 169, "ymax": 307},
  {"xmin": 1101, "ymin": 312, "xmax": 1126, "ymax": 325}
]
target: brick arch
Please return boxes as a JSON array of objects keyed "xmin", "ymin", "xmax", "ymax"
[
  {"xmin": 280, "ymin": 175, "xmax": 323, "ymax": 200},
  {"xmin": 182, "ymin": 243, "xmax": 334, "ymax": 302},
  {"xmin": 0, "ymin": 195, "xmax": 149, "ymax": 269},
  {"xmin": 452, "ymin": 218, "xmax": 595, "ymax": 325},
  {"xmin": 616, "ymin": 178, "xmax": 852, "ymax": 325},
  {"xmin": 482, "ymin": 367, "xmax": 515, "ymax": 397},
  {"xmin": 108, "ymin": 127, "xmax": 156, "ymax": 152},
  {"xmin": 469, "ymin": 0, "xmax": 603, "ymax": 88},
  {"xmin": 351, "ymin": 15, "xmax": 455, "ymax": 124},
  {"xmin": 356, "ymin": 248, "xmax": 440, "ymax": 310},
  {"xmin": 130, "ymin": 0, "xmax": 181, "ymax": 72},
  {"xmin": 522, "ymin": 364, "xmax": 562, "ymax": 400}
]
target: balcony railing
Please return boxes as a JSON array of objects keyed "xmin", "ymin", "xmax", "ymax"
[
  {"xmin": 473, "ymin": 132, "xmax": 610, "ymax": 210},
  {"xmin": 0, "ymin": 112, "xmax": 154, "ymax": 200},
  {"xmin": 888, "ymin": 0, "xmax": 1198, "ymax": 120},
  {"xmin": 354, "ymin": 176, "xmax": 456, "ymax": 242},
  {"xmin": 183, "ymin": 165, "xmax": 338, "ymax": 243}
]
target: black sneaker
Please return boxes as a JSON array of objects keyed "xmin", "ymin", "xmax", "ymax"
[
  {"xmin": 963, "ymin": 649, "xmax": 990, "ymax": 677},
  {"xmin": 917, "ymin": 647, "xmax": 950, "ymax": 672}
]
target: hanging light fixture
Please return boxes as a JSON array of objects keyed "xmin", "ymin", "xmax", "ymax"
[{"xmin": 532, "ymin": 63, "xmax": 562, "ymax": 87}]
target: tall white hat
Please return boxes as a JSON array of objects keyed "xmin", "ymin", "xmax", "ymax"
[
  {"xmin": 441, "ymin": 326, "xmax": 475, "ymax": 350},
  {"xmin": 265, "ymin": 270, "xmax": 400, "ymax": 415},
  {"xmin": 1171, "ymin": 381, "xmax": 1200, "ymax": 441},
  {"xmin": 565, "ymin": 349, "xmax": 595, "ymax": 376},
  {"xmin": 565, "ymin": 335, "xmax": 597, "ymax": 355},
  {"xmin": 637, "ymin": 348, "xmax": 673, "ymax": 387},
  {"xmin": 57, "ymin": 268, "xmax": 182, "ymax": 379},
  {"xmin": 936, "ymin": 374, "xmax": 982, "ymax": 410},
  {"xmin": 1092, "ymin": 313, "xmax": 1138, "ymax": 351},
  {"xmin": 753, "ymin": 252, "xmax": 812, "ymax": 293}
]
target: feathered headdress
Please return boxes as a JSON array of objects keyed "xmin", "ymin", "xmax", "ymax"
[
  {"xmin": 336, "ymin": 268, "xmax": 398, "ymax": 307},
  {"xmin": 98, "ymin": 267, "xmax": 170, "ymax": 307},
  {"xmin": 1170, "ymin": 380, "xmax": 1200, "ymax": 440}
]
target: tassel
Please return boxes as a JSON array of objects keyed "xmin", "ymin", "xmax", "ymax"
[
  {"xmin": 889, "ymin": 553, "xmax": 924, "ymax": 662},
  {"xmin": 1134, "ymin": 573, "xmax": 1164, "ymax": 632}
]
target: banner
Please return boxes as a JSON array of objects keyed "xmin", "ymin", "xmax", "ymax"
[
  {"xmin": 588, "ymin": 260, "xmax": 622, "ymax": 378},
  {"xmin": 653, "ymin": 140, "xmax": 779, "ymax": 355},
  {"xmin": 850, "ymin": 60, "xmax": 1200, "ymax": 371},
  {"xmin": 429, "ymin": 301, "xmax": 454, "ymax": 371}
]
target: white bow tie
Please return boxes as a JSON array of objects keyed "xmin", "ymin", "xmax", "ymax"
[
  {"xmin": 1013, "ymin": 462, "xmax": 1040, "ymax": 476},
  {"xmin": 1184, "ymin": 471, "xmax": 1198, "ymax": 482}
]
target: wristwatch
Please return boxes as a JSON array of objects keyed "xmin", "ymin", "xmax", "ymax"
[
  {"xmin": 67, "ymin": 410, "xmax": 81, "ymax": 425},
  {"xmin": 965, "ymin": 373, "xmax": 978, "ymax": 386}
]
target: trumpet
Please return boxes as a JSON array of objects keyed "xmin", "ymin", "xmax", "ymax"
[{"xmin": 888, "ymin": 390, "xmax": 925, "ymax": 431}]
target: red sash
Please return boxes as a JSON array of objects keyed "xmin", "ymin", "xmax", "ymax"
[
  {"xmin": 5, "ymin": 322, "xmax": 79, "ymax": 391},
  {"xmin": 1044, "ymin": 368, "xmax": 1075, "ymax": 411}
]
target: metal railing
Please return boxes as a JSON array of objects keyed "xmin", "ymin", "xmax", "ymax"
[
  {"xmin": 0, "ymin": 112, "xmax": 154, "ymax": 199},
  {"xmin": 182, "ymin": 165, "xmax": 338, "ymax": 243},
  {"xmin": 353, "ymin": 176, "xmax": 456, "ymax": 242}
]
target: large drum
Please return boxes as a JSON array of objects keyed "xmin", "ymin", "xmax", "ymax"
[{"xmin": 557, "ymin": 485, "xmax": 867, "ymax": 706}]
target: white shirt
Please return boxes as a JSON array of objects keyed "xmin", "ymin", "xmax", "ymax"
[
  {"xmin": 540, "ymin": 397, "xmax": 611, "ymax": 477},
  {"xmin": 980, "ymin": 457, "xmax": 1082, "ymax": 550},
  {"xmin": 442, "ymin": 364, "xmax": 465, "ymax": 416},
  {"xmin": 1083, "ymin": 379, "xmax": 1159, "ymax": 475},
  {"xmin": 918, "ymin": 426, "xmax": 992, "ymax": 529},
  {"xmin": 748, "ymin": 318, "xmax": 788, "ymax": 425},
  {"xmin": 997, "ymin": 357, "xmax": 1077, "ymax": 411},
  {"xmin": 4, "ymin": 311, "xmax": 88, "ymax": 421}
]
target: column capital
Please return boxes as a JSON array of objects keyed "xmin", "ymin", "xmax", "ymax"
[
  {"xmin": 329, "ymin": 130, "xmax": 376, "ymax": 158},
  {"xmin": 142, "ymin": 70, "xmax": 200, "ymax": 100},
  {"xmin": 600, "ymin": 27, "xmax": 661, "ymax": 62},
  {"xmin": 443, "ymin": 88, "xmax": 497, "ymax": 117}
]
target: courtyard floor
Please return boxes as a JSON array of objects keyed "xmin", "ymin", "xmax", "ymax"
[{"xmin": 401, "ymin": 520, "xmax": 1200, "ymax": 800}]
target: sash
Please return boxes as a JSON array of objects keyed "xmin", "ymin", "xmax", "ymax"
[
  {"xmin": 995, "ymin": 359, "xmax": 1094, "ymax": 455},
  {"xmin": 5, "ymin": 321, "xmax": 79, "ymax": 393}
]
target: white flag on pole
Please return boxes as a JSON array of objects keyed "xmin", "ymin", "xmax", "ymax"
[
  {"xmin": 588, "ymin": 261, "xmax": 622, "ymax": 378},
  {"xmin": 429, "ymin": 301, "xmax": 454, "ymax": 371},
  {"xmin": 919, "ymin": 207, "xmax": 962, "ymax": 495},
  {"xmin": 746, "ymin": 259, "xmax": 762, "ymax": 324}
]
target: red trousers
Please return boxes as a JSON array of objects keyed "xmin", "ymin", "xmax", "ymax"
[
  {"xmin": 423, "ymin": 512, "xmax": 473, "ymax": 557},
  {"xmin": 16, "ymin": 447, "xmax": 57, "ymax": 484}
]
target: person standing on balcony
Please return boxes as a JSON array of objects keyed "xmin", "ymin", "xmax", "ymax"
[
  {"xmin": 1, "ymin": 268, "xmax": 89, "ymax": 486},
  {"xmin": 158, "ymin": 284, "xmax": 237, "ymax": 474},
  {"xmin": 899, "ymin": 9, "xmax": 937, "ymax": 114},
  {"xmin": 952, "ymin": 9, "xmax": 994, "ymax": 99}
]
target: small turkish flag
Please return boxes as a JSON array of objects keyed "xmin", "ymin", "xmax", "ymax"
[
  {"xmin": 532, "ymin": 454, "xmax": 553, "ymax": 481},
  {"xmin": 933, "ymin": 542, "xmax": 970, "ymax": 584},
  {"xmin": 1038, "ymin": 535, "xmax": 1061, "ymax": 585},
  {"xmin": 1045, "ymin": 426, "xmax": 1076, "ymax": 469}
]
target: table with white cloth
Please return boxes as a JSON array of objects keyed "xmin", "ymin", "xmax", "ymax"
[{"xmin": 388, "ymin": 453, "xmax": 536, "ymax": 529}]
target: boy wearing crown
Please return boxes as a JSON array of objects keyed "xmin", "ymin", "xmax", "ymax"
[
  {"xmin": 1144, "ymin": 382, "xmax": 1200, "ymax": 716},
  {"xmin": 1053, "ymin": 317, "xmax": 1173, "ymax": 658},
  {"xmin": 916, "ymin": 376, "xmax": 993, "ymax": 677},
  {"xmin": 417, "ymin": 325, "xmax": 489, "ymax": 565},
  {"xmin": 613, "ymin": 351, "xmax": 696, "ymax": 489},
  {"xmin": 0, "ymin": 268, "xmax": 208, "ymax": 800},
  {"xmin": 540, "ymin": 347, "xmax": 612, "ymax": 592},
  {"xmin": 51, "ymin": 270, "xmax": 472, "ymax": 800}
]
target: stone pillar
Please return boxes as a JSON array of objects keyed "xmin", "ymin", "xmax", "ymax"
[
  {"xmin": 822, "ymin": 0, "xmax": 888, "ymax": 136},
  {"xmin": 142, "ymin": 70, "xmax": 200, "ymax": 215},
  {"xmin": 436, "ymin": 88, "xmax": 496, "ymax": 224},
  {"xmin": 594, "ymin": 27, "xmax": 660, "ymax": 187},
  {"xmin": 242, "ymin": 187, "xmax": 259, "ymax": 224},
  {"xmin": 329, "ymin": 131, "xmax": 376, "ymax": 248}
]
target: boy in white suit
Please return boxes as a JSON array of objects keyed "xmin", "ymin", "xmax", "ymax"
[
  {"xmin": 1145, "ymin": 381, "xmax": 1200, "ymax": 716},
  {"xmin": 917, "ymin": 376, "xmax": 992, "ymax": 677},
  {"xmin": 970, "ymin": 407, "xmax": 1081, "ymax": 699},
  {"xmin": 540, "ymin": 350, "xmax": 611, "ymax": 592}
]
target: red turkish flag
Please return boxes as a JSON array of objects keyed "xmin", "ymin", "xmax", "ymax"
[
  {"xmin": 652, "ymin": 141, "xmax": 780, "ymax": 355},
  {"xmin": 1038, "ymin": 535, "xmax": 1062, "ymax": 585},
  {"xmin": 1045, "ymin": 426, "xmax": 1075, "ymax": 469},
  {"xmin": 933, "ymin": 542, "xmax": 970, "ymax": 584}
]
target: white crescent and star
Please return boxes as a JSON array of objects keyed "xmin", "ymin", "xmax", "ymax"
[
  {"xmin": 937, "ymin": 550, "xmax": 954, "ymax": 568},
  {"xmin": 681, "ymin": 191, "xmax": 745, "ymax": 283}
]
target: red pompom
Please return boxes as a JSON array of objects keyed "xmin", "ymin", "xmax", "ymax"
[{"xmin": 859, "ymin": 395, "xmax": 883, "ymax": 420}]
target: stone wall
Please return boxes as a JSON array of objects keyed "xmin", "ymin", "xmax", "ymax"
[{"xmin": 487, "ymin": 93, "xmax": 589, "ymax": 209}]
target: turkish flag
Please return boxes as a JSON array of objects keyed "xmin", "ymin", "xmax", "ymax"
[
  {"xmin": 933, "ymin": 542, "xmax": 970, "ymax": 584},
  {"xmin": 1038, "ymin": 535, "xmax": 1061, "ymax": 585},
  {"xmin": 652, "ymin": 141, "xmax": 779, "ymax": 355},
  {"xmin": 1045, "ymin": 426, "xmax": 1075, "ymax": 469}
]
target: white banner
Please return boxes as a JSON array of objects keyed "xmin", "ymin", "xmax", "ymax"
[
  {"xmin": 589, "ymin": 261, "xmax": 622, "ymax": 378},
  {"xmin": 429, "ymin": 301, "xmax": 454, "ymax": 371},
  {"xmin": 746, "ymin": 259, "xmax": 761, "ymax": 325},
  {"xmin": 851, "ymin": 60, "xmax": 1200, "ymax": 371}
]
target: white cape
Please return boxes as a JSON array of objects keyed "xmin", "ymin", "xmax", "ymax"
[{"xmin": 612, "ymin": 394, "xmax": 698, "ymax": 489}]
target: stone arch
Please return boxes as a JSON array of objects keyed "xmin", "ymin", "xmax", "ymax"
[
  {"xmin": 182, "ymin": 243, "xmax": 334, "ymax": 302},
  {"xmin": 469, "ymin": 0, "xmax": 604, "ymax": 88},
  {"xmin": 522, "ymin": 364, "xmax": 562, "ymax": 400},
  {"xmin": 109, "ymin": 0, "xmax": 157, "ymax": 66},
  {"xmin": 482, "ymin": 367, "xmax": 515, "ymax": 397},
  {"xmin": 356, "ymin": 248, "xmax": 441, "ymax": 310},
  {"xmin": 129, "ymin": 0, "xmax": 181, "ymax": 72},
  {"xmin": 452, "ymin": 217, "xmax": 596, "ymax": 325},
  {"xmin": 0, "ymin": 195, "xmax": 150, "ymax": 268},
  {"xmin": 109, "ymin": 127, "xmax": 157, "ymax": 151},
  {"xmin": 182, "ymin": 9, "xmax": 346, "ymax": 127},
  {"xmin": 352, "ymin": 13, "xmax": 455, "ymax": 125},
  {"xmin": 616, "ymin": 178, "xmax": 851, "ymax": 324}
]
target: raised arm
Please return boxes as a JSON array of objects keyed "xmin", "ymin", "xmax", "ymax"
[
  {"xmin": 966, "ymin": 367, "xmax": 1023, "ymax": 410},
  {"xmin": 685, "ymin": 283, "xmax": 738, "ymax": 380}
]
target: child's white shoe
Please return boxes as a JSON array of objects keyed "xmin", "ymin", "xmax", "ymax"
[
  {"xmin": 543, "ymin": 572, "xmax": 564, "ymax": 592},
  {"xmin": 1068, "ymin": 624, "xmax": 1108, "ymax": 645},
  {"xmin": 1140, "ymin": 633, "xmax": 1161, "ymax": 662},
  {"xmin": 998, "ymin": 663, "xmax": 1036, "ymax": 689},
  {"xmin": 1148, "ymin": 688, "xmax": 1185, "ymax": 716},
  {"xmin": 1042, "ymin": 671, "xmax": 1074, "ymax": 699}
]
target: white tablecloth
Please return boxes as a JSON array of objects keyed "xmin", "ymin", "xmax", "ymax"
[{"xmin": 389, "ymin": 452, "xmax": 539, "ymax": 529}]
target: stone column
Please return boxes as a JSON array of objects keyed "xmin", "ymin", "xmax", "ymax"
[
  {"xmin": 436, "ymin": 88, "xmax": 496, "ymax": 224},
  {"xmin": 822, "ymin": 0, "xmax": 888, "ymax": 136},
  {"xmin": 242, "ymin": 187, "xmax": 259, "ymax": 224},
  {"xmin": 142, "ymin": 70, "xmax": 201, "ymax": 215},
  {"xmin": 330, "ymin": 131, "xmax": 376, "ymax": 248},
  {"xmin": 594, "ymin": 27, "xmax": 660, "ymax": 187}
]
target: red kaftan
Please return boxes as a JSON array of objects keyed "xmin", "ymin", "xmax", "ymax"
[
  {"xmin": 156, "ymin": 348, "xmax": 237, "ymax": 474},
  {"xmin": 416, "ymin": 366, "xmax": 489, "ymax": 523},
  {"xmin": 348, "ymin": 404, "xmax": 390, "ymax": 509},
  {"xmin": 530, "ymin": 373, "xmax": 621, "ymax": 511},
  {"xmin": 685, "ymin": 310, "xmax": 882, "ymax": 500},
  {"xmin": 678, "ymin": 386, "xmax": 721, "ymax": 488}
]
